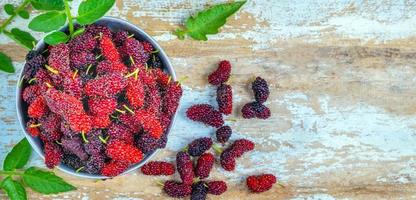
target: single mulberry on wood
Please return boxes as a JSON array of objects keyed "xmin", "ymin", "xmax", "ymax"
[
  {"xmin": 163, "ymin": 180, "xmax": 192, "ymax": 198},
  {"xmin": 252, "ymin": 76, "xmax": 269, "ymax": 103},
  {"xmin": 217, "ymin": 84, "xmax": 232, "ymax": 115},
  {"xmin": 246, "ymin": 174, "xmax": 277, "ymax": 193},
  {"xmin": 216, "ymin": 125, "xmax": 232, "ymax": 144},
  {"xmin": 195, "ymin": 153, "xmax": 215, "ymax": 179},
  {"xmin": 176, "ymin": 151, "xmax": 194, "ymax": 184},
  {"xmin": 207, "ymin": 181, "xmax": 227, "ymax": 195},
  {"xmin": 187, "ymin": 137, "xmax": 213, "ymax": 157},
  {"xmin": 191, "ymin": 181, "xmax": 208, "ymax": 200},
  {"xmin": 208, "ymin": 60, "xmax": 231, "ymax": 85},
  {"xmin": 186, "ymin": 104, "xmax": 224, "ymax": 128}
]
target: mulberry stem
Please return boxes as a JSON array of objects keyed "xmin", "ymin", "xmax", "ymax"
[{"xmin": 64, "ymin": 0, "xmax": 74, "ymax": 36}]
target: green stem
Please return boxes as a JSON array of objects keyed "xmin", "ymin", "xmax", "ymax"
[
  {"xmin": 0, "ymin": 0, "xmax": 31, "ymax": 32},
  {"xmin": 0, "ymin": 170, "xmax": 23, "ymax": 176},
  {"xmin": 64, "ymin": 0, "xmax": 74, "ymax": 36}
]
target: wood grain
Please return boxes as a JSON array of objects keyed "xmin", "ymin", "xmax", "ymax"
[{"xmin": 0, "ymin": 0, "xmax": 416, "ymax": 199}]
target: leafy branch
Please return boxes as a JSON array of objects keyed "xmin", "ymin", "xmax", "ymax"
[
  {"xmin": 0, "ymin": 138, "xmax": 76, "ymax": 200},
  {"xmin": 174, "ymin": 1, "xmax": 246, "ymax": 41},
  {"xmin": 0, "ymin": 0, "xmax": 115, "ymax": 74}
]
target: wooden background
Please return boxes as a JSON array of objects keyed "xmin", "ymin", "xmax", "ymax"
[{"xmin": 1, "ymin": 0, "xmax": 416, "ymax": 199}]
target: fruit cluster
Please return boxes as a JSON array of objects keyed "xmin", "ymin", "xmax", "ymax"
[
  {"xmin": 138, "ymin": 60, "xmax": 278, "ymax": 198},
  {"xmin": 21, "ymin": 24, "xmax": 182, "ymax": 177},
  {"xmin": 242, "ymin": 77, "xmax": 271, "ymax": 119}
]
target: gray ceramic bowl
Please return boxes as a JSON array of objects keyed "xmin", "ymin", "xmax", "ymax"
[{"xmin": 16, "ymin": 16, "xmax": 176, "ymax": 179}]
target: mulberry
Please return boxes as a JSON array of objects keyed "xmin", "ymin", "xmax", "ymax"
[
  {"xmin": 186, "ymin": 104, "xmax": 224, "ymax": 128},
  {"xmin": 208, "ymin": 60, "xmax": 231, "ymax": 85}
]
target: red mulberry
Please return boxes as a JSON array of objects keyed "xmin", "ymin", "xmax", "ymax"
[
  {"xmin": 101, "ymin": 161, "xmax": 129, "ymax": 177},
  {"xmin": 44, "ymin": 142, "xmax": 62, "ymax": 169},
  {"xmin": 106, "ymin": 140, "xmax": 143, "ymax": 164},
  {"xmin": 195, "ymin": 153, "xmax": 215, "ymax": 179},
  {"xmin": 86, "ymin": 24, "xmax": 112, "ymax": 38},
  {"xmin": 246, "ymin": 174, "xmax": 277, "ymax": 193},
  {"xmin": 108, "ymin": 123, "xmax": 134, "ymax": 145},
  {"xmin": 208, "ymin": 60, "xmax": 231, "ymax": 85},
  {"xmin": 88, "ymin": 97, "xmax": 117, "ymax": 116},
  {"xmin": 207, "ymin": 181, "xmax": 227, "ymax": 195},
  {"xmin": 217, "ymin": 84, "xmax": 232, "ymax": 115},
  {"xmin": 23, "ymin": 85, "xmax": 41, "ymax": 104},
  {"xmin": 28, "ymin": 96, "xmax": 48, "ymax": 118},
  {"xmin": 186, "ymin": 104, "xmax": 224, "ymax": 128},
  {"xmin": 68, "ymin": 32, "xmax": 97, "ymax": 53},
  {"xmin": 141, "ymin": 161, "xmax": 175, "ymax": 176},
  {"xmin": 84, "ymin": 73, "xmax": 127, "ymax": 98},
  {"xmin": 163, "ymin": 180, "xmax": 192, "ymax": 198},
  {"xmin": 126, "ymin": 78, "xmax": 145, "ymax": 109},
  {"xmin": 134, "ymin": 110, "xmax": 163, "ymax": 139},
  {"xmin": 176, "ymin": 151, "xmax": 194, "ymax": 184},
  {"xmin": 99, "ymin": 35, "xmax": 121, "ymax": 63},
  {"xmin": 48, "ymin": 43, "xmax": 70, "ymax": 72}
]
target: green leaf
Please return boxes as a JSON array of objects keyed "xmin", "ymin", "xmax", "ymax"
[
  {"xmin": 1, "ymin": 177, "xmax": 27, "ymax": 200},
  {"xmin": 18, "ymin": 10, "xmax": 30, "ymax": 19},
  {"xmin": 77, "ymin": 0, "xmax": 115, "ymax": 25},
  {"xmin": 30, "ymin": 0, "xmax": 64, "ymax": 11},
  {"xmin": 44, "ymin": 31, "xmax": 69, "ymax": 45},
  {"xmin": 174, "ymin": 1, "xmax": 246, "ymax": 41},
  {"xmin": 7, "ymin": 28, "xmax": 37, "ymax": 49},
  {"xmin": 23, "ymin": 167, "xmax": 76, "ymax": 194},
  {"xmin": 28, "ymin": 11, "xmax": 67, "ymax": 33},
  {"xmin": 0, "ymin": 52, "xmax": 14, "ymax": 73},
  {"xmin": 72, "ymin": 27, "xmax": 85, "ymax": 38},
  {"xmin": 4, "ymin": 4, "xmax": 15, "ymax": 15},
  {"xmin": 3, "ymin": 138, "xmax": 32, "ymax": 171}
]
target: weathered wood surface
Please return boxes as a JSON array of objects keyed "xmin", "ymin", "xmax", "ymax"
[{"xmin": 1, "ymin": 0, "xmax": 416, "ymax": 199}]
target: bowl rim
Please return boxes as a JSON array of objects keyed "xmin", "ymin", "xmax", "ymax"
[{"xmin": 15, "ymin": 16, "xmax": 177, "ymax": 179}]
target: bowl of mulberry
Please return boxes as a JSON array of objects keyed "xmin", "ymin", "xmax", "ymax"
[{"xmin": 16, "ymin": 17, "xmax": 182, "ymax": 179}]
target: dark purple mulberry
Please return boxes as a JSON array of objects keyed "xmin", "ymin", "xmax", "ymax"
[
  {"xmin": 135, "ymin": 134, "xmax": 159, "ymax": 154},
  {"xmin": 62, "ymin": 154, "xmax": 84, "ymax": 171},
  {"xmin": 84, "ymin": 130, "xmax": 104, "ymax": 156},
  {"xmin": 216, "ymin": 125, "xmax": 232, "ymax": 143},
  {"xmin": 23, "ymin": 54, "xmax": 46, "ymax": 79},
  {"xmin": 113, "ymin": 31, "xmax": 129, "ymax": 46},
  {"xmin": 39, "ymin": 113, "xmax": 61, "ymax": 134},
  {"xmin": 187, "ymin": 137, "xmax": 213, "ymax": 157},
  {"xmin": 61, "ymin": 136, "xmax": 89, "ymax": 161},
  {"xmin": 120, "ymin": 37, "xmax": 149, "ymax": 64},
  {"xmin": 191, "ymin": 181, "xmax": 208, "ymax": 200},
  {"xmin": 252, "ymin": 77, "xmax": 269, "ymax": 103},
  {"xmin": 85, "ymin": 154, "xmax": 105, "ymax": 174},
  {"xmin": 85, "ymin": 24, "xmax": 112, "ymax": 38}
]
